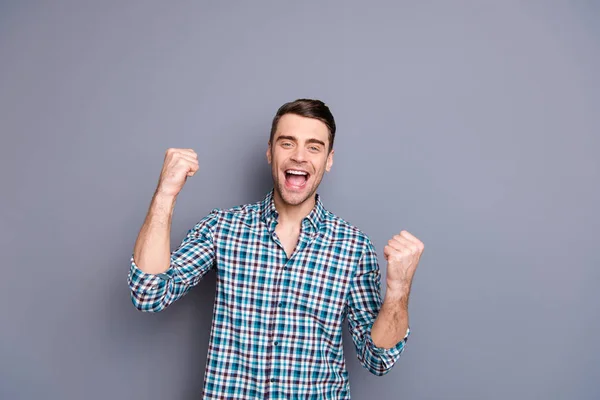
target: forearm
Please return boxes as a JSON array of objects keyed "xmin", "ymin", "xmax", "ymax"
[
  {"xmin": 133, "ymin": 192, "xmax": 177, "ymax": 274},
  {"xmin": 370, "ymin": 287, "xmax": 409, "ymax": 349}
]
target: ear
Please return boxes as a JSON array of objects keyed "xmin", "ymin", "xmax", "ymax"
[
  {"xmin": 325, "ymin": 149, "xmax": 334, "ymax": 172},
  {"xmin": 266, "ymin": 142, "xmax": 272, "ymax": 164}
]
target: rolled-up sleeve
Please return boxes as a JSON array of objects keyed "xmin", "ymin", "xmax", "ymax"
[
  {"xmin": 346, "ymin": 237, "xmax": 410, "ymax": 376},
  {"xmin": 127, "ymin": 210, "xmax": 219, "ymax": 312}
]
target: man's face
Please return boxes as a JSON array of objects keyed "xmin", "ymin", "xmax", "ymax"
[{"xmin": 267, "ymin": 113, "xmax": 334, "ymax": 207}]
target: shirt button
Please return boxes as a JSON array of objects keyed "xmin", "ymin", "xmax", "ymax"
[
  {"xmin": 273, "ymin": 341, "xmax": 278, "ymax": 346},
  {"xmin": 283, "ymin": 266, "xmax": 288, "ymax": 270},
  {"xmin": 278, "ymin": 302, "xmax": 283, "ymax": 307},
  {"xmin": 271, "ymin": 378, "xmax": 275, "ymax": 382}
]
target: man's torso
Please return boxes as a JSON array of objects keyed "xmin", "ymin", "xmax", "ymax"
[{"xmin": 201, "ymin": 191, "xmax": 369, "ymax": 399}]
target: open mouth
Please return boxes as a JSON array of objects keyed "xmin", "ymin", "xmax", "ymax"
[{"xmin": 284, "ymin": 169, "xmax": 310, "ymax": 189}]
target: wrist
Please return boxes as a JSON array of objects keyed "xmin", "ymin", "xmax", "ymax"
[
  {"xmin": 385, "ymin": 288, "xmax": 408, "ymax": 301},
  {"xmin": 152, "ymin": 191, "xmax": 177, "ymax": 213},
  {"xmin": 386, "ymin": 280, "xmax": 410, "ymax": 295},
  {"xmin": 154, "ymin": 185, "xmax": 176, "ymax": 200},
  {"xmin": 385, "ymin": 279, "xmax": 409, "ymax": 300}
]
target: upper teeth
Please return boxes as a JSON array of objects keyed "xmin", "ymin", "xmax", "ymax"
[{"xmin": 287, "ymin": 170, "xmax": 307, "ymax": 175}]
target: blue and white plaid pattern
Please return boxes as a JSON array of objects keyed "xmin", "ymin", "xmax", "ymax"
[{"xmin": 128, "ymin": 190, "xmax": 409, "ymax": 399}]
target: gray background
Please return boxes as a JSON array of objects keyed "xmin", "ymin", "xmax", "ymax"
[{"xmin": 1, "ymin": 1, "xmax": 598, "ymax": 399}]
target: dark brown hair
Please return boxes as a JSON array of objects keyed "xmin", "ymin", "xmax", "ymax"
[{"xmin": 269, "ymin": 99, "xmax": 336, "ymax": 153}]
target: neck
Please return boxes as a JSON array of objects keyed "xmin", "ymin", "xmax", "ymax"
[{"xmin": 272, "ymin": 190, "xmax": 316, "ymax": 228}]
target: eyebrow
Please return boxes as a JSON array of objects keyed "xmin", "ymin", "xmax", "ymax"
[{"xmin": 276, "ymin": 135, "xmax": 326, "ymax": 147}]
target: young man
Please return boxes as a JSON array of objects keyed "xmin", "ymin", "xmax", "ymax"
[{"xmin": 128, "ymin": 99, "xmax": 425, "ymax": 399}]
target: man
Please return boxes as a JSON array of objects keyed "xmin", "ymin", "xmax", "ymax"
[{"xmin": 127, "ymin": 99, "xmax": 424, "ymax": 399}]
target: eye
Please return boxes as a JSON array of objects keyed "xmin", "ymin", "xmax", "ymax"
[
  {"xmin": 281, "ymin": 142, "xmax": 293, "ymax": 148},
  {"xmin": 309, "ymin": 145, "xmax": 321, "ymax": 152}
]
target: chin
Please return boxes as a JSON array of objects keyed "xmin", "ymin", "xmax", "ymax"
[
  {"xmin": 274, "ymin": 182, "xmax": 313, "ymax": 206},
  {"xmin": 279, "ymin": 188, "xmax": 307, "ymax": 205},
  {"xmin": 283, "ymin": 192, "xmax": 311, "ymax": 206}
]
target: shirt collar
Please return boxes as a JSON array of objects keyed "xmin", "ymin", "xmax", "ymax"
[{"xmin": 261, "ymin": 189, "xmax": 325, "ymax": 235}]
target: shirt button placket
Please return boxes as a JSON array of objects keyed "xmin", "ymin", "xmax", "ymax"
[{"xmin": 270, "ymin": 267, "xmax": 287, "ymax": 390}]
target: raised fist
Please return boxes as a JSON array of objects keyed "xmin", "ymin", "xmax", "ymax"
[
  {"xmin": 156, "ymin": 148, "xmax": 199, "ymax": 197},
  {"xmin": 383, "ymin": 230, "xmax": 424, "ymax": 293}
]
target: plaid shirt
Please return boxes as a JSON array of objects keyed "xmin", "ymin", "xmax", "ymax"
[{"xmin": 128, "ymin": 190, "xmax": 409, "ymax": 399}]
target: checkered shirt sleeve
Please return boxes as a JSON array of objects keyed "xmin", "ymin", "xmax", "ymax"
[
  {"xmin": 127, "ymin": 211, "xmax": 218, "ymax": 312},
  {"xmin": 346, "ymin": 237, "xmax": 410, "ymax": 376}
]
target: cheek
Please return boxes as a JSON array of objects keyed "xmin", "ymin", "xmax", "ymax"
[
  {"xmin": 268, "ymin": 152, "xmax": 278, "ymax": 166},
  {"xmin": 316, "ymin": 156, "xmax": 329, "ymax": 170}
]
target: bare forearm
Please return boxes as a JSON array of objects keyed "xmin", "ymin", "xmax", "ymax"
[
  {"xmin": 133, "ymin": 192, "xmax": 177, "ymax": 274},
  {"xmin": 370, "ymin": 288, "xmax": 409, "ymax": 348}
]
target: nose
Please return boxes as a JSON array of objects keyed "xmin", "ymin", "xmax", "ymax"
[{"xmin": 290, "ymin": 146, "xmax": 307, "ymax": 163}]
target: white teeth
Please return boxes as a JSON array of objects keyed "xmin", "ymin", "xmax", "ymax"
[{"xmin": 286, "ymin": 170, "xmax": 308, "ymax": 175}]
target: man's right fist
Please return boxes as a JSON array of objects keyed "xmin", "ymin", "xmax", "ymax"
[{"xmin": 156, "ymin": 148, "xmax": 199, "ymax": 198}]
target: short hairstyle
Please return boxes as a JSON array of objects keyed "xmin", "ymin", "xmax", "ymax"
[{"xmin": 269, "ymin": 98, "xmax": 336, "ymax": 153}]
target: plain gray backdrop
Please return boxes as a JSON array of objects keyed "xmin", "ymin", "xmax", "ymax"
[{"xmin": 1, "ymin": 1, "xmax": 599, "ymax": 399}]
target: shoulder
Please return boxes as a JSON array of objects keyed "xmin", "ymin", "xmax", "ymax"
[
  {"xmin": 203, "ymin": 198, "xmax": 263, "ymax": 227},
  {"xmin": 320, "ymin": 209, "xmax": 380, "ymax": 277},
  {"xmin": 321, "ymin": 208, "xmax": 373, "ymax": 249}
]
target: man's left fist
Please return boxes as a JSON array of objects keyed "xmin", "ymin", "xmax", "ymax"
[{"xmin": 383, "ymin": 230, "xmax": 425, "ymax": 293}]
